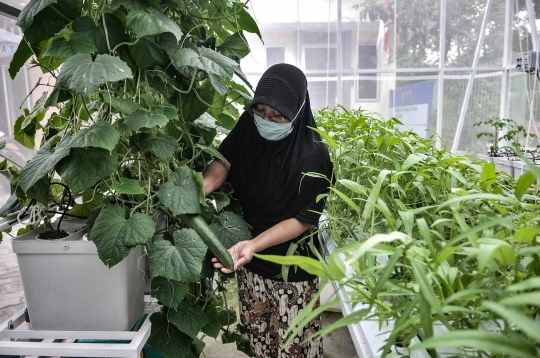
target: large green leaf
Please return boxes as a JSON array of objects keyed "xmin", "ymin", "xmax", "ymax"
[
  {"xmin": 125, "ymin": 111, "xmax": 170, "ymax": 132},
  {"xmin": 56, "ymin": 148, "xmax": 118, "ymax": 194},
  {"xmin": 44, "ymin": 32, "xmax": 97, "ymax": 58},
  {"xmin": 126, "ymin": 8, "xmax": 183, "ymax": 41},
  {"xmin": 411, "ymin": 330, "xmax": 539, "ymax": 358},
  {"xmin": 111, "ymin": 178, "xmax": 145, "ymax": 195},
  {"xmin": 209, "ymin": 211, "xmax": 251, "ymax": 249},
  {"xmin": 178, "ymin": 81, "xmax": 215, "ymax": 122},
  {"xmin": 9, "ymin": 39, "xmax": 33, "ymax": 80},
  {"xmin": 72, "ymin": 15, "xmax": 128, "ymax": 54},
  {"xmin": 0, "ymin": 194, "xmax": 22, "ymax": 217},
  {"xmin": 19, "ymin": 136, "xmax": 72, "ymax": 192},
  {"xmin": 236, "ymin": 9, "xmax": 262, "ymax": 41},
  {"xmin": 208, "ymin": 73, "xmax": 228, "ymax": 96},
  {"xmin": 170, "ymin": 47, "xmax": 238, "ymax": 79},
  {"xmin": 138, "ymin": 132, "xmax": 178, "ymax": 161},
  {"xmin": 148, "ymin": 229, "xmax": 207, "ymax": 282},
  {"xmin": 195, "ymin": 144, "xmax": 228, "ymax": 162},
  {"xmin": 217, "ymin": 32, "xmax": 250, "ymax": 59},
  {"xmin": 158, "ymin": 166, "xmax": 201, "ymax": 215},
  {"xmin": 17, "ymin": 0, "xmax": 57, "ymax": 30},
  {"xmin": 56, "ymin": 54, "xmax": 132, "ymax": 97},
  {"xmin": 0, "ymin": 141, "xmax": 5, "ymax": 151},
  {"xmin": 201, "ymin": 304, "xmax": 221, "ymax": 338},
  {"xmin": 26, "ymin": 175, "xmax": 50, "ymax": 206},
  {"xmin": 151, "ymin": 277, "xmax": 188, "ymax": 310},
  {"xmin": 148, "ymin": 312, "xmax": 194, "ymax": 358},
  {"xmin": 90, "ymin": 206, "xmax": 155, "ymax": 267},
  {"xmin": 100, "ymin": 94, "xmax": 140, "ymax": 115},
  {"xmin": 129, "ymin": 36, "xmax": 168, "ymax": 69},
  {"xmin": 168, "ymin": 300, "xmax": 209, "ymax": 338},
  {"xmin": 70, "ymin": 122, "xmax": 120, "ymax": 152},
  {"xmin": 14, "ymin": 112, "xmax": 37, "ymax": 150},
  {"xmin": 67, "ymin": 189, "xmax": 103, "ymax": 217}
]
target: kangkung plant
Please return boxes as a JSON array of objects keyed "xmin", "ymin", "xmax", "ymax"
[
  {"xmin": 262, "ymin": 107, "xmax": 540, "ymax": 357},
  {"xmin": 0, "ymin": 0, "xmax": 260, "ymax": 356}
]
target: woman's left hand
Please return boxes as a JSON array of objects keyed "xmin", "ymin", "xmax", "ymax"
[{"xmin": 212, "ymin": 240, "xmax": 255, "ymax": 274}]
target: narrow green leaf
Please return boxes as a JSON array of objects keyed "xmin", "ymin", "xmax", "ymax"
[
  {"xmin": 484, "ymin": 301, "xmax": 540, "ymax": 342},
  {"xmin": 307, "ymin": 126, "xmax": 337, "ymax": 150},
  {"xmin": 505, "ymin": 277, "xmax": 540, "ymax": 292},
  {"xmin": 513, "ymin": 227, "xmax": 539, "ymax": 244},
  {"xmin": 329, "ymin": 187, "xmax": 360, "ymax": 212},
  {"xmin": 499, "ymin": 292, "xmax": 540, "ymax": 306},
  {"xmin": 254, "ymin": 253, "xmax": 327, "ymax": 278},
  {"xmin": 401, "ymin": 153, "xmax": 425, "ymax": 171},
  {"xmin": 516, "ymin": 172, "xmax": 537, "ymax": 200},
  {"xmin": 411, "ymin": 330, "xmax": 539, "ymax": 358}
]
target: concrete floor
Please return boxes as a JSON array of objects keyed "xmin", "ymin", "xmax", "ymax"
[{"xmin": 0, "ymin": 231, "xmax": 358, "ymax": 358}]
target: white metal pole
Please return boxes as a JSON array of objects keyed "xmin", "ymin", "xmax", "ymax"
[
  {"xmin": 451, "ymin": 0, "xmax": 493, "ymax": 153},
  {"xmin": 1, "ymin": 66, "xmax": 12, "ymax": 137},
  {"xmin": 499, "ymin": 0, "xmax": 513, "ymax": 120},
  {"xmin": 337, "ymin": 0, "xmax": 343, "ymax": 105},
  {"xmin": 437, "ymin": 0, "xmax": 447, "ymax": 149},
  {"xmin": 525, "ymin": 0, "xmax": 538, "ymax": 52}
]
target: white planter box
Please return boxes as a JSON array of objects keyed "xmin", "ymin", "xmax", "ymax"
[
  {"xmin": 12, "ymin": 221, "xmax": 145, "ymax": 331},
  {"xmin": 492, "ymin": 156, "xmax": 516, "ymax": 177},
  {"xmin": 320, "ymin": 231, "xmax": 430, "ymax": 358},
  {"xmin": 511, "ymin": 160, "xmax": 540, "ymax": 183}
]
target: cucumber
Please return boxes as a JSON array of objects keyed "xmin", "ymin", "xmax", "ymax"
[{"xmin": 179, "ymin": 213, "xmax": 234, "ymax": 270}]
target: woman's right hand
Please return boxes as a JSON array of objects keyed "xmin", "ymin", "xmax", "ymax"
[{"xmin": 212, "ymin": 240, "xmax": 255, "ymax": 274}]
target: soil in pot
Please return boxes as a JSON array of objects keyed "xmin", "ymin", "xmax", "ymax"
[{"xmin": 36, "ymin": 230, "xmax": 69, "ymax": 240}]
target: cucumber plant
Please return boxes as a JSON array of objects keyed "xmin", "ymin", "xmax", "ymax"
[{"xmin": 0, "ymin": 0, "xmax": 258, "ymax": 356}]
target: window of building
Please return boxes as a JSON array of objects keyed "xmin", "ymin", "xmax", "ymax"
[
  {"xmin": 304, "ymin": 47, "xmax": 337, "ymax": 71},
  {"xmin": 266, "ymin": 47, "xmax": 285, "ymax": 68},
  {"xmin": 357, "ymin": 45, "xmax": 378, "ymax": 100}
]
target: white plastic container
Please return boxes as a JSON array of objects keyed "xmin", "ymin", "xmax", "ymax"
[{"xmin": 12, "ymin": 224, "xmax": 145, "ymax": 331}]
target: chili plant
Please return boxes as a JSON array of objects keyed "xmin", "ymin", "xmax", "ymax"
[{"xmin": 0, "ymin": 0, "xmax": 259, "ymax": 356}]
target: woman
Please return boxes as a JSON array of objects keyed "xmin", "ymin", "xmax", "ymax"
[{"xmin": 203, "ymin": 64, "xmax": 333, "ymax": 358}]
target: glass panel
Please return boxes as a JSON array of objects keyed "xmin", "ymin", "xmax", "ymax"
[
  {"xmin": 0, "ymin": 0, "xmax": 30, "ymax": 10},
  {"xmin": 392, "ymin": 75, "xmax": 437, "ymax": 138},
  {"xmin": 479, "ymin": 0, "xmax": 507, "ymax": 67},
  {"xmin": 0, "ymin": 13, "xmax": 36, "ymax": 207},
  {"xmin": 395, "ymin": 0, "xmax": 440, "ymax": 68},
  {"xmin": 445, "ymin": 0, "xmax": 486, "ymax": 67},
  {"xmin": 443, "ymin": 72, "xmax": 502, "ymax": 153},
  {"xmin": 266, "ymin": 47, "xmax": 286, "ymax": 68}
]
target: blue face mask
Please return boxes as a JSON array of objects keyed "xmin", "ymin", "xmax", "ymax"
[
  {"xmin": 253, "ymin": 98, "xmax": 306, "ymax": 141},
  {"xmin": 253, "ymin": 113, "xmax": 292, "ymax": 141}
]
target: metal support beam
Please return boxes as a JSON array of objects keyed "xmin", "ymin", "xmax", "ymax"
[
  {"xmin": 337, "ymin": 0, "xmax": 343, "ymax": 105},
  {"xmin": 525, "ymin": 0, "xmax": 538, "ymax": 51},
  {"xmin": 0, "ymin": 2, "xmax": 20, "ymax": 19},
  {"xmin": 499, "ymin": 0, "xmax": 513, "ymax": 120},
  {"xmin": 436, "ymin": 0, "xmax": 447, "ymax": 149},
  {"xmin": 451, "ymin": 0, "xmax": 493, "ymax": 153}
]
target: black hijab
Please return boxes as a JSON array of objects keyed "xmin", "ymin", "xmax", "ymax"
[{"xmin": 219, "ymin": 64, "xmax": 333, "ymax": 237}]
